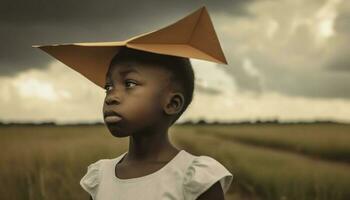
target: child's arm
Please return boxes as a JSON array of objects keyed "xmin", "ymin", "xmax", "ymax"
[{"xmin": 195, "ymin": 181, "xmax": 225, "ymax": 200}]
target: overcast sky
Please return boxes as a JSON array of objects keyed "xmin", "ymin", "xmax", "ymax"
[{"xmin": 1, "ymin": 0, "xmax": 350, "ymax": 124}]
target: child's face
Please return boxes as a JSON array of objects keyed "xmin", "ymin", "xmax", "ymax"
[{"xmin": 103, "ymin": 60, "xmax": 172, "ymax": 137}]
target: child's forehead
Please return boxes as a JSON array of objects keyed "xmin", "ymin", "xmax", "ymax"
[
  {"xmin": 106, "ymin": 60, "xmax": 171, "ymax": 80},
  {"xmin": 109, "ymin": 62, "xmax": 140, "ymax": 75}
]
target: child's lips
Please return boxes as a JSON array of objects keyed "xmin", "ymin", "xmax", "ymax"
[
  {"xmin": 105, "ymin": 115, "xmax": 122, "ymax": 123},
  {"xmin": 104, "ymin": 110, "xmax": 124, "ymax": 124}
]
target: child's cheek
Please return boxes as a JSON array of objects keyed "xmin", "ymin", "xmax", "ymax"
[{"xmin": 126, "ymin": 90, "xmax": 163, "ymax": 124}]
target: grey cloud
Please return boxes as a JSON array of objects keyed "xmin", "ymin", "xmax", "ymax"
[
  {"xmin": 3, "ymin": 0, "xmax": 350, "ymax": 101},
  {"xmin": 215, "ymin": 0, "xmax": 350, "ymax": 99},
  {"xmin": 222, "ymin": 55, "xmax": 264, "ymax": 95},
  {"xmin": 0, "ymin": 0, "xmax": 253, "ymax": 25},
  {"xmin": 0, "ymin": 0, "xmax": 254, "ymax": 77},
  {"xmin": 325, "ymin": 1, "xmax": 350, "ymax": 72},
  {"xmin": 243, "ymin": 46, "xmax": 350, "ymax": 99},
  {"xmin": 195, "ymin": 83, "xmax": 222, "ymax": 95}
]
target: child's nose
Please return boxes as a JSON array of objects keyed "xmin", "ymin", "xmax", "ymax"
[{"xmin": 105, "ymin": 94, "xmax": 121, "ymax": 105}]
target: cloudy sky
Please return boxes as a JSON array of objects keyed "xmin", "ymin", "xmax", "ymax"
[{"xmin": 1, "ymin": 0, "xmax": 350, "ymax": 124}]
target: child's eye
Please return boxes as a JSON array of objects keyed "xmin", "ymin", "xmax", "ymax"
[
  {"xmin": 104, "ymin": 80, "xmax": 136, "ymax": 92},
  {"xmin": 104, "ymin": 84, "xmax": 113, "ymax": 92},
  {"xmin": 125, "ymin": 80, "xmax": 137, "ymax": 88}
]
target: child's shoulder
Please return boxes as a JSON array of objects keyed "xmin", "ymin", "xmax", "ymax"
[
  {"xmin": 80, "ymin": 153, "xmax": 126, "ymax": 196},
  {"xmin": 182, "ymin": 150, "xmax": 230, "ymax": 172},
  {"xmin": 181, "ymin": 151, "xmax": 233, "ymax": 200},
  {"xmin": 80, "ymin": 159, "xmax": 104, "ymax": 197}
]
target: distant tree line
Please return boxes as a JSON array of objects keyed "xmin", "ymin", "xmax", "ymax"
[{"xmin": 0, "ymin": 118, "xmax": 348, "ymax": 126}]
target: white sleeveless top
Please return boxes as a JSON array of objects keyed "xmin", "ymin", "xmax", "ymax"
[{"xmin": 80, "ymin": 150, "xmax": 233, "ymax": 200}]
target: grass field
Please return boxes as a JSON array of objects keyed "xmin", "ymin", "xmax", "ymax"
[
  {"xmin": 0, "ymin": 124, "xmax": 349, "ymax": 200},
  {"xmin": 195, "ymin": 124, "xmax": 350, "ymax": 162}
]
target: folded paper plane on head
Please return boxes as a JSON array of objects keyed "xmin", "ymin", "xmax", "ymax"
[{"xmin": 32, "ymin": 6, "xmax": 228, "ymax": 88}]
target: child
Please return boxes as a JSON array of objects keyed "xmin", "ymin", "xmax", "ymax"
[{"xmin": 33, "ymin": 6, "xmax": 233, "ymax": 200}]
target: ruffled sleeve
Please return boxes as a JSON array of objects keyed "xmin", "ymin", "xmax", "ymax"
[
  {"xmin": 183, "ymin": 156, "xmax": 233, "ymax": 200},
  {"xmin": 80, "ymin": 160, "xmax": 103, "ymax": 199}
]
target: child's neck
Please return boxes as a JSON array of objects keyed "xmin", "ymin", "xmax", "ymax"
[{"xmin": 125, "ymin": 128, "xmax": 179, "ymax": 162}]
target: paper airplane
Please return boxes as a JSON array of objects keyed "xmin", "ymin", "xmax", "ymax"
[{"xmin": 32, "ymin": 6, "xmax": 228, "ymax": 88}]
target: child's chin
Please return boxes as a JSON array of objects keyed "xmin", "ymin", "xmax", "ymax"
[
  {"xmin": 106, "ymin": 124, "xmax": 130, "ymax": 137},
  {"xmin": 111, "ymin": 132, "xmax": 130, "ymax": 138}
]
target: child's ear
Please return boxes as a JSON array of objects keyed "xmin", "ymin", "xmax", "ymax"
[{"xmin": 163, "ymin": 92, "xmax": 184, "ymax": 116}]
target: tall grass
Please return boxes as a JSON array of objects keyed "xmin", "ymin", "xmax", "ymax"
[
  {"xmin": 196, "ymin": 124, "xmax": 350, "ymax": 162},
  {"xmin": 171, "ymin": 125, "xmax": 350, "ymax": 200},
  {"xmin": 0, "ymin": 125, "xmax": 128, "ymax": 200},
  {"xmin": 1, "ymin": 124, "xmax": 350, "ymax": 200}
]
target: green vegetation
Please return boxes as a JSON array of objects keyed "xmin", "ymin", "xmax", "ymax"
[
  {"xmin": 172, "ymin": 125, "xmax": 350, "ymax": 200},
  {"xmin": 196, "ymin": 124, "xmax": 350, "ymax": 162},
  {"xmin": 1, "ymin": 124, "xmax": 349, "ymax": 200}
]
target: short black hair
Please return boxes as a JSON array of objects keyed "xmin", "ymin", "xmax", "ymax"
[{"xmin": 107, "ymin": 46, "xmax": 195, "ymax": 125}]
